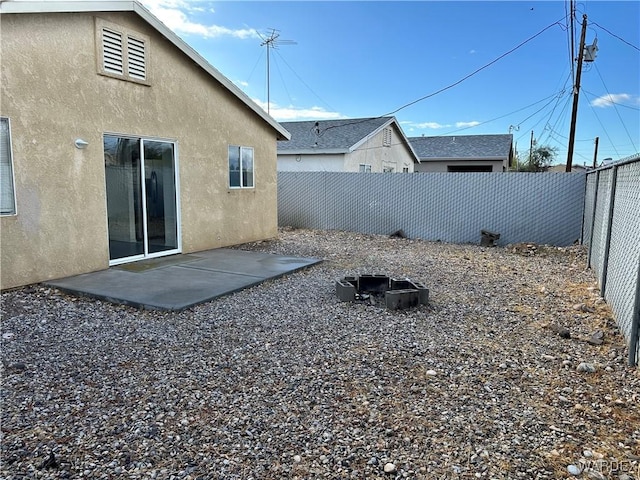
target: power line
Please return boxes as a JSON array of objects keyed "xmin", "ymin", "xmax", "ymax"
[
  {"xmin": 244, "ymin": 49, "xmax": 264, "ymax": 89},
  {"xmin": 439, "ymin": 90, "xmax": 566, "ymax": 135},
  {"xmin": 593, "ymin": 62, "xmax": 638, "ymax": 151},
  {"xmin": 315, "ymin": 90, "xmax": 572, "ymax": 153},
  {"xmin": 590, "ymin": 21, "xmax": 640, "ymax": 51},
  {"xmin": 272, "ymin": 48, "xmax": 338, "ymax": 114},
  {"xmin": 320, "ymin": 15, "xmax": 568, "ymax": 136},
  {"xmin": 541, "ymin": 82, "xmax": 574, "ymax": 137},
  {"xmin": 514, "ymin": 87, "xmax": 572, "ymax": 146},
  {"xmin": 585, "ymin": 95, "xmax": 622, "ymax": 158},
  {"xmin": 271, "ymin": 50, "xmax": 294, "ymax": 106},
  {"xmin": 540, "ymin": 73, "xmax": 573, "ymax": 131},
  {"xmin": 538, "ymin": 94, "xmax": 574, "ymax": 147},
  {"xmin": 582, "ymin": 89, "xmax": 640, "ymax": 111},
  {"xmin": 568, "ymin": 0, "xmax": 576, "ymax": 84},
  {"xmin": 518, "ymin": 89, "xmax": 569, "ymax": 129},
  {"xmin": 383, "ymin": 16, "xmax": 568, "ymax": 117},
  {"xmin": 532, "ymin": 66, "xmax": 573, "ymax": 138}
]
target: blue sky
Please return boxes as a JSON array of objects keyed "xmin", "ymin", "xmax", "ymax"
[{"xmin": 141, "ymin": 0, "xmax": 639, "ymax": 166}]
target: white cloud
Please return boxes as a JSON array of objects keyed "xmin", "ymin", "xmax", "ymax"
[
  {"xmin": 140, "ymin": 0, "xmax": 259, "ymax": 39},
  {"xmin": 403, "ymin": 120, "xmax": 481, "ymax": 131},
  {"xmin": 413, "ymin": 122, "xmax": 451, "ymax": 129},
  {"xmin": 469, "ymin": 49, "xmax": 477, "ymax": 54},
  {"xmin": 455, "ymin": 121, "xmax": 480, "ymax": 128},
  {"xmin": 590, "ymin": 93, "xmax": 640, "ymax": 108},
  {"xmin": 252, "ymin": 100, "xmax": 343, "ymax": 121}
]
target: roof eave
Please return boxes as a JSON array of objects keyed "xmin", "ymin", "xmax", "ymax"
[
  {"xmin": 419, "ymin": 156, "xmax": 508, "ymax": 162},
  {"xmin": 348, "ymin": 117, "xmax": 395, "ymax": 152},
  {"xmin": 277, "ymin": 149, "xmax": 349, "ymax": 155},
  {"xmin": 347, "ymin": 117, "xmax": 421, "ymax": 164},
  {"xmin": 1, "ymin": 1, "xmax": 136, "ymax": 13}
]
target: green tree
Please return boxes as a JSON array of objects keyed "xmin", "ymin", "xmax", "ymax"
[{"xmin": 514, "ymin": 145, "xmax": 558, "ymax": 172}]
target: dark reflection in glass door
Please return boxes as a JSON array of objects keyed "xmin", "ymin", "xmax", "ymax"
[
  {"xmin": 144, "ymin": 141, "xmax": 178, "ymax": 254},
  {"xmin": 104, "ymin": 136, "xmax": 144, "ymax": 261},
  {"xmin": 104, "ymin": 136, "xmax": 178, "ymax": 262}
]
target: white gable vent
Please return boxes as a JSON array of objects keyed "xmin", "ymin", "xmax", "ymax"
[
  {"xmin": 102, "ymin": 28, "xmax": 124, "ymax": 76},
  {"xmin": 383, "ymin": 127, "xmax": 392, "ymax": 147},
  {"xmin": 97, "ymin": 19, "xmax": 149, "ymax": 84},
  {"xmin": 127, "ymin": 36, "xmax": 146, "ymax": 80}
]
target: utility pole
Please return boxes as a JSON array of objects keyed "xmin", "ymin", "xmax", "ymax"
[
  {"xmin": 569, "ymin": 0, "xmax": 576, "ymax": 83},
  {"xmin": 529, "ymin": 130, "xmax": 535, "ymax": 170},
  {"xmin": 592, "ymin": 136, "xmax": 599, "ymax": 169},
  {"xmin": 566, "ymin": 14, "xmax": 588, "ymax": 172},
  {"xmin": 509, "ymin": 125, "xmax": 519, "ymax": 170}
]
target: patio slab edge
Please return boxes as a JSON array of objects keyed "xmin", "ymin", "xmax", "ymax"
[{"xmin": 44, "ymin": 250, "xmax": 323, "ymax": 311}]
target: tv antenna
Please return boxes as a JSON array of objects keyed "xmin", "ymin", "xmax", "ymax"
[{"xmin": 258, "ymin": 29, "xmax": 296, "ymax": 115}]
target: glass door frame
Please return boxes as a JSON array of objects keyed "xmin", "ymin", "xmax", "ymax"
[{"xmin": 104, "ymin": 133, "xmax": 182, "ymax": 266}]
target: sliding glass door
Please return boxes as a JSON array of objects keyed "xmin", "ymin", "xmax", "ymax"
[{"xmin": 104, "ymin": 135, "xmax": 179, "ymax": 264}]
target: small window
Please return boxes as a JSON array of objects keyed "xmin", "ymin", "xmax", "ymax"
[
  {"xmin": 383, "ymin": 127, "xmax": 392, "ymax": 147},
  {"xmin": 383, "ymin": 166, "xmax": 395, "ymax": 173},
  {"xmin": 0, "ymin": 117, "xmax": 16, "ymax": 215},
  {"xmin": 359, "ymin": 164, "xmax": 372, "ymax": 173},
  {"xmin": 97, "ymin": 19, "xmax": 149, "ymax": 84},
  {"xmin": 403, "ymin": 167, "xmax": 409, "ymax": 173},
  {"xmin": 229, "ymin": 146, "xmax": 254, "ymax": 188}
]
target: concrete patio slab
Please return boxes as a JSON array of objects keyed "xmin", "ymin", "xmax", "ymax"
[{"xmin": 45, "ymin": 249, "xmax": 322, "ymax": 311}]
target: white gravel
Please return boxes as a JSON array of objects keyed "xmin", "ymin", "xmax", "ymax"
[{"xmin": 1, "ymin": 228, "xmax": 639, "ymax": 479}]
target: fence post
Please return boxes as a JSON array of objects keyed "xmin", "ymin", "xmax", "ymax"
[
  {"xmin": 600, "ymin": 165, "xmax": 618, "ymax": 296},
  {"xmin": 580, "ymin": 173, "xmax": 588, "ymax": 245},
  {"xmin": 587, "ymin": 170, "xmax": 601, "ymax": 269},
  {"xmin": 629, "ymin": 257, "xmax": 640, "ymax": 367}
]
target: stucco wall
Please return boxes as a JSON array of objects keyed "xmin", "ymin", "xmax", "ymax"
[
  {"xmin": 0, "ymin": 11, "xmax": 280, "ymax": 289},
  {"xmin": 277, "ymin": 154, "xmax": 344, "ymax": 172},
  {"xmin": 345, "ymin": 125, "xmax": 415, "ymax": 173},
  {"xmin": 415, "ymin": 160, "xmax": 505, "ymax": 172}
]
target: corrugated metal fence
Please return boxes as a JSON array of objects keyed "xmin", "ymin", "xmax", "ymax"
[
  {"xmin": 582, "ymin": 156, "xmax": 640, "ymax": 366},
  {"xmin": 278, "ymin": 171, "xmax": 585, "ymax": 246}
]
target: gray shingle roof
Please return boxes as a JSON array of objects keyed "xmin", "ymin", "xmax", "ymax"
[
  {"xmin": 408, "ymin": 134, "xmax": 513, "ymax": 160},
  {"xmin": 278, "ymin": 117, "xmax": 394, "ymax": 152}
]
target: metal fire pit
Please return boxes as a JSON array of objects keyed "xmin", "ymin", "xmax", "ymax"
[{"xmin": 336, "ymin": 274, "xmax": 429, "ymax": 310}]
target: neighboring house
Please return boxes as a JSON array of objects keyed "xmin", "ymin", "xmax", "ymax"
[
  {"xmin": 277, "ymin": 117, "xmax": 420, "ymax": 173},
  {"xmin": 409, "ymin": 134, "xmax": 514, "ymax": 172},
  {"xmin": 547, "ymin": 164, "xmax": 589, "ymax": 172},
  {"xmin": 0, "ymin": 1, "xmax": 290, "ymax": 290}
]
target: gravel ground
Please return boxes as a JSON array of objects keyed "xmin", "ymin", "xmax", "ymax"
[{"xmin": 1, "ymin": 228, "xmax": 639, "ymax": 480}]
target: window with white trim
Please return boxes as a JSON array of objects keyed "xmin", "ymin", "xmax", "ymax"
[
  {"xmin": 229, "ymin": 146, "xmax": 254, "ymax": 188},
  {"xmin": 97, "ymin": 19, "xmax": 150, "ymax": 84},
  {"xmin": 359, "ymin": 164, "xmax": 372, "ymax": 173},
  {"xmin": 0, "ymin": 117, "xmax": 16, "ymax": 215}
]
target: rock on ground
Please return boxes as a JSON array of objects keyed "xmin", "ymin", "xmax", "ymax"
[{"xmin": 1, "ymin": 228, "xmax": 639, "ymax": 479}]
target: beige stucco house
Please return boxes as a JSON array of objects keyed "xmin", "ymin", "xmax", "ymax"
[
  {"xmin": 547, "ymin": 164, "xmax": 589, "ymax": 173},
  {"xmin": 0, "ymin": 1, "xmax": 290, "ymax": 290},
  {"xmin": 277, "ymin": 117, "xmax": 420, "ymax": 173}
]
